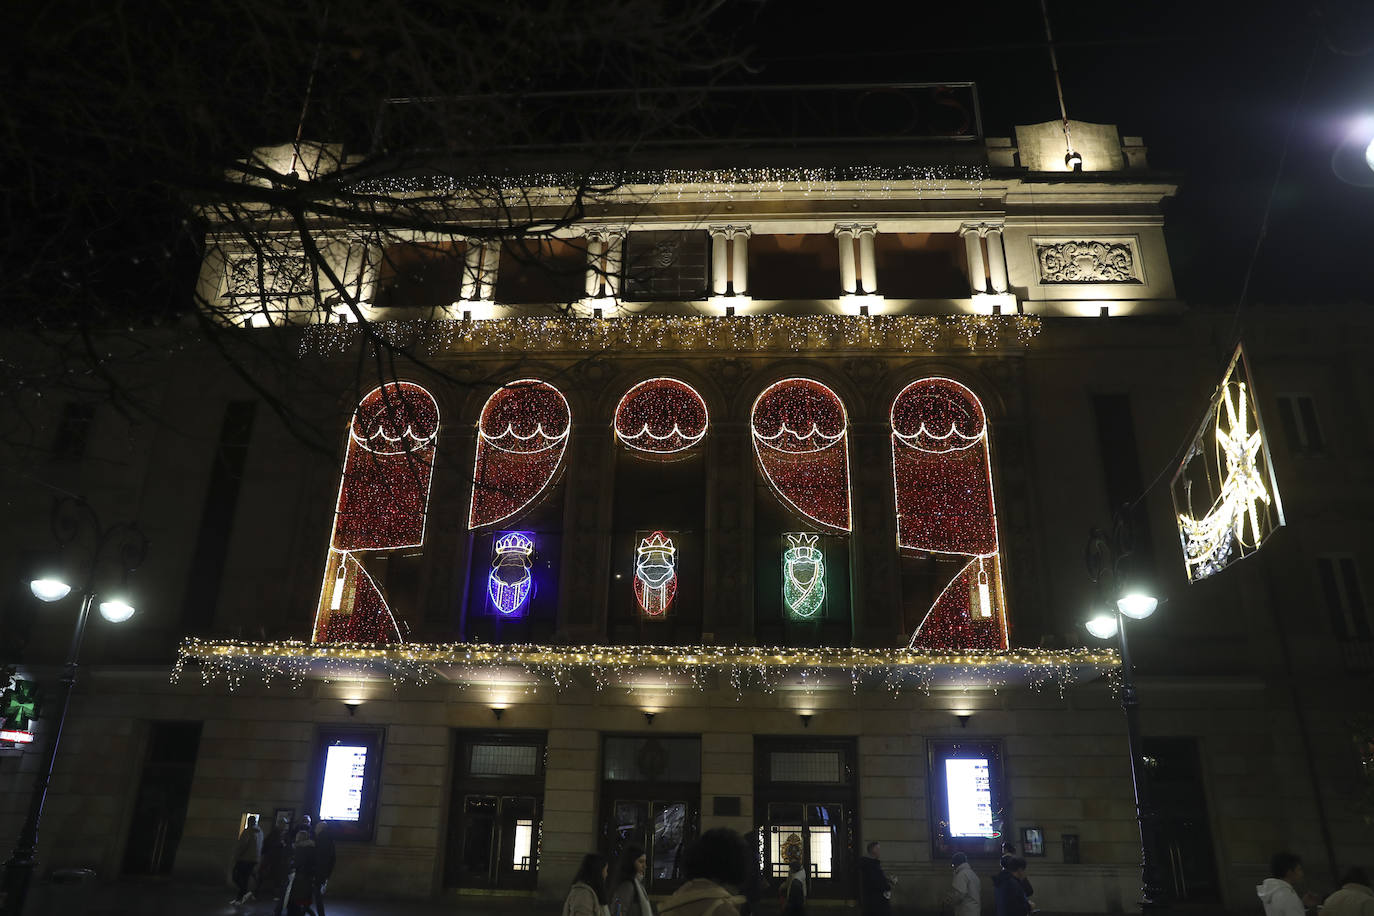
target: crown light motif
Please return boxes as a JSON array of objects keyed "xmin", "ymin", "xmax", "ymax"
[
  {"xmin": 489, "ymin": 532, "xmax": 535, "ymax": 616},
  {"xmin": 782, "ymin": 533, "xmax": 825, "ymax": 619},
  {"xmin": 635, "ymin": 531, "xmax": 678, "ymax": 617}
]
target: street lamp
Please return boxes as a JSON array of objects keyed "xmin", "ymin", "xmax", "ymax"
[
  {"xmin": 1085, "ymin": 510, "xmax": 1164, "ymax": 912},
  {"xmin": 1, "ymin": 496, "xmax": 148, "ymax": 916}
]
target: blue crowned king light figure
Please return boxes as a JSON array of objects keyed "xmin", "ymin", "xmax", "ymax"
[
  {"xmin": 782, "ymin": 533, "xmax": 825, "ymax": 619},
  {"xmin": 488, "ymin": 532, "xmax": 535, "ymax": 616}
]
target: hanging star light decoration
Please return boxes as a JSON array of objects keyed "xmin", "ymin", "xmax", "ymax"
[
  {"xmin": 313, "ymin": 382, "xmax": 439, "ymax": 645},
  {"xmin": 1171, "ymin": 345, "xmax": 1285, "ymax": 583}
]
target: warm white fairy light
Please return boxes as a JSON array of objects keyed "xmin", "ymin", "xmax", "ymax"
[
  {"xmin": 614, "ymin": 377, "xmax": 709, "ymax": 454},
  {"xmin": 751, "ymin": 378, "xmax": 853, "ymax": 533}
]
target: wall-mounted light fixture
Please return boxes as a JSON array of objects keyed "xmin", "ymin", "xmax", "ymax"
[
  {"xmin": 799, "ymin": 713, "xmax": 814, "ymax": 729},
  {"xmin": 955, "ymin": 712, "xmax": 972, "ymax": 729},
  {"xmin": 643, "ymin": 711, "xmax": 657, "ymax": 726},
  {"xmin": 342, "ymin": 699, "xmax": 364, "ymax": 717},
  {"xmin": 1065, "ymin": 149, "xmax": 1083, "ymax": 171},
  {"xmin": 491, "ymin": 706, "xmax": 506, "ymax": 721}
]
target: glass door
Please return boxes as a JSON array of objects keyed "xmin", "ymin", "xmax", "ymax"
[
  {"xmin": 454, "ymin": 795, "xmax": 540, "ymax": 889},
  {"xmin": 766, "ymin": 802, "xmax": 848, "ymax": 895}
]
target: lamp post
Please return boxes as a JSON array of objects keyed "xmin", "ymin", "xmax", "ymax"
[
  {"xmin": 1085, "ymin": 510, "xmax": 1164, "ymax": 912},
  {"xmin": 0, "ymin": 496, "xmax": 148, "ymax": 916}
]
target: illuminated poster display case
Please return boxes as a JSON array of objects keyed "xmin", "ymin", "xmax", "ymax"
[
  {"xmin": 308, "ymin": 727, "xmax": 385, "ymax": 841},
  {"xmin": 926, "ymin": 739, "xmax": 1006, "ymax": 859}
]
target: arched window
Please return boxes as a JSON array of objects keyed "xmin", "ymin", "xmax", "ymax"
[
  {"xmin": 609, "ymin": 378, "xmax": 708, "ymax": 636},
  {"xmin": 313, "ymin": 381, "xmax": 440, "ymax": 644},
  {"xmin": 469, "ymin": 379, "xmax": 572, "ymax": 529},
  {"xmin": 891, "ymin": 378, "xmax": 1008, "ymax": 650},
  {"xmin": 751, "ymin": 378, "xmax": 852, "ymax": 533}
]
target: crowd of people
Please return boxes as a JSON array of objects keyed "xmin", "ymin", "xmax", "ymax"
[
  {"xmin": 230, "ymin": 813, "xmax": 338, "ymax": 916},
  {"xmin": 1259, "ymin": 852, "xmax": 1374, "ymax": 916}
]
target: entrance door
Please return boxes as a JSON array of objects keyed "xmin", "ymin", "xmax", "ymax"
[
  {"xmin": 122, "ymin": 721, "xmax": 202, "ymax": 875},
  {"xmin": 599, "ymin": 735, "xmax": 702, "ymax": 894},
  {"xmin": 444, "ymin": 732, "xmax": 546, "ymax": 890},
  {"xmin": 1143, "ymin": 737, "xmax": 1220, "ymax": 903},
  {"xmin": 455, "ymin": 795, "xmax": 540, "ymax": 889},
  {"xmin": 766, "ymin": 802, "xmax": 848, "ymax": 895},
  {"xmin": 605, "ymin": 798, "xmax": 694, "ymax": 887}
]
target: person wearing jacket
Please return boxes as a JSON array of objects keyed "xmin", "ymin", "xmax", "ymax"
[
  {"xmin": 312, "ymin": 820, "xmax": 337, "ymax": 916},
  {"xmin": 948, "ymin": 853, "xmax": 980, "ymax": 916},
  {"xmin": 858, "ymin": 842, "xmax": 894, "ymax": 916},
  {"xmin": 230, "ymin": 815, "xmax": 263, "ymax": 905},
  {"xmin": 1322, "ymin": 868, "xmax": 1374, "ymax": 916},
  {"xmin": 258, "ymin": 816, "xmax": 292, "ymax": 916},
  {"xmin": 660, "ymin": 828, "xmax": 751, "ymax": 916},
  {"xmin": 781, "ymin": 860, "xmax": 806, "ymax": 916},
  {"xmin": 1259, "ymin": 852, "xmax": 1319, "ymax": 916},
  {"xmin": 611, "ymin": 845, "xmax": 654, "ymax": 916},
  {"xmin": 285, "ymin": 829, "xmax": 317, "ymax": 916},
  {"xmin": 564, "ymin": 854, "xmax": 611, "ymax": 916},
  {"xmin": 993, "ymin": 857, "xmax": 1032, "ymax": 916}
]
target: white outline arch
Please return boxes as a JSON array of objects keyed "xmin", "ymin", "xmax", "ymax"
[{"xmin": 614, "ymin": 377, "xmax": 709, "ymax": 454}]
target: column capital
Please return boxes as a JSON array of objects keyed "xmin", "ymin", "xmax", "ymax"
[
  {"xmin": 853, "ymin": 223, "xmax": 878, "ymax": 237},
  {"xmin": 833, "ymin": 223, "xmax": 858, "ymax": 238},
  {"xmin": 709, "ymin": 224, "xmax": 750, "ymax": 239},
  {"xmin": 958, "ymin": 223, "xmax": 989, "ymax": 238},
  {"xmin": 585, "ymin": 226, "xmax": 627, "ymax": 243}
]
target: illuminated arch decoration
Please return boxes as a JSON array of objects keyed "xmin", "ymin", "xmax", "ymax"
[
  {"xmin": 488, "ymin": 532, "xmax": 535, "ymax": 616},
  {"xmin": 614, "ymin": 378, "xmax": 709, "ymax": 454},
  {"xmin": 469, "ymin": 380, "xmax": 572, "ymax": 529},
  {"xmin": 751, "ymin": 378, "xmax": 852, "ymax": 532},
  {"xmin": 782, "ymin": 533, "xmax": 826, "ymax": 620},
  {"xmin": 634, "ymin": 531, "xmax": 678, "ymax": 617},
  {"xmin": 314, "ymin": 381, "xmax": 440, "ymax": 644},
  {"xmin": 892, "ymin": 378, "xmax": 1008, "ymax": 651}
]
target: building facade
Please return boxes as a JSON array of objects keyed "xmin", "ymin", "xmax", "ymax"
[{"xmin": 2, "ymin": 111, "xmax": 1372, "ymax": 914}]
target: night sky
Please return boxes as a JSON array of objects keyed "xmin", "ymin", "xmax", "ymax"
[{"xmin": 738, "ymin": 0, "xmax": 1374, "ymax": 306}]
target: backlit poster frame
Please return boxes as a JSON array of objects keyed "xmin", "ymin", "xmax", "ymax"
[
  {"xmin": 308, "ymin": 726, "xmax": 385, "ymax": 842},
  {"xmin": 926, "ymin": 739, "xmax": 1006, "ymax": 860}
]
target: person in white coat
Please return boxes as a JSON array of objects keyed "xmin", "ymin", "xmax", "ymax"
[
  {"xmin": 1258, "ymin": 852, "xmax": 1319, "ymax": 916},
  {"xmin": 949, "ymin": 853, "xmax": 980, "ymax": 916},
  {"xmin": 1321, "ymin": 868, "xmax": 1374, "ymax": 916}
]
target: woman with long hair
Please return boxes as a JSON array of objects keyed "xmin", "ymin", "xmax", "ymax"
[
  {"xmin": 610, "ymin": 845, "xmax": 654, "ymax": 916},
  {"xmin": 564, "ymin": 853, "xmax": 611, "ymax": 916}
]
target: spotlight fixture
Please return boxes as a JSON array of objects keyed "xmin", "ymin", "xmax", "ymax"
[
  {"xmin": 491, "ymin": 706, "xmax": 506, "ymax": 721},
  {"xmin": 956, "ymin": 713, "xmax": 972, "ymax": 729},
  {"xmin": 342, "ymin": 699, "xmax": 363, "ymax": 717},
  {"xmin": 1065, "ymin": 149, "xmax": 1083, "ymax": 171},
  {"xmin": 725, "ymin": 305, "xmax": 736, "ymax": 317},
  {"xmin": 799, "ymin": 713, "xmax": 813, "ymax": 729},
  {"xmin": 643, "ymin": 711, "xmax": 656, "ymax": 726}
]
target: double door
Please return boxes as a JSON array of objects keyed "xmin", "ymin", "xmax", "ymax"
[
  {"xmin": 601, "ymin": 795, "xmax": 698, "ymax": 892},
  {"xmin": 764, "ymin": 802, "xmax": 849, "ymax": 897},
  {"xmin": 449, "ymin": 794, "xmax": 540, "ymax": 889}
]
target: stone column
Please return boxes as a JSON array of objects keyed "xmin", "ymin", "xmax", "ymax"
[
  {"xmin": 584, "ymin": 233, "xmax": 606, "ymax": 298},
  {"xmin": 729, "ymin": 227, "xmax": 750, "ymax": 296},
  {"xmin": 477, "ymin": 240, "xmax": 499, "ymax": 300},
  {"xmin": 857, "ymin": 225, "xmax": 878, "ymax": 295},
  {"xmin": 985, "ymin": 226, "xmax": 1009, "ymax": 294},
  {"xmin": 710, "ymin": 227, "xmax": 730, "ymax": 296},
  {"xmin": 460, "ymin": 241, "xmax": 483, "ymax": 300},
  {"xmin": 834, "ymin": 225, "xmax": 857, "ymax": 295},
  {"xmin": 960, "ymin": 225, "xmax": 987, "ymax": 296},
  {"xmin": 604, "ymin": 230, "xmax": 626, "ymax": 298}
]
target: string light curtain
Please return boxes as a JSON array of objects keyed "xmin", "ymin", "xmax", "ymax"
[
  {"xmin": 751, "ymin": 378, "xmax": 852, "ymax": 532},
  {"xmin": 313, "ymin": 382, "xmax": 440, "ymax": 644},
  {"xmin": 614, "ymin": 377, "xmax": 709, "ymax": 454},
  {"xmin": 469, "ymin": 379, "xmax": 572, "ymax": 528},
  {"xmin": 892, "ymin": 378, "xmax": 1008, "ymax": 651}
]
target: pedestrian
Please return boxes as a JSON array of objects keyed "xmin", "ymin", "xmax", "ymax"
[
  {"xmin": 1259, "ymin": 852, "xmax": 1321, "ymax": 916},
  {"xmin": 993, "ymin": 857, "xmax": 1032, "ymax": 916},
  {"xmin": 780, "ymin": 860, "xmax": 806, "ymax": 916},
  {"xmin": 285, "ymin": 828, "xmax": 317, "ymax": 916},
  {"xmin": 999, "ymin": 853, "xmax": 1035, "ymax": 910},
  {"xmin": 948, "ymin": 853, "xmax": 979, "ymax": 916},
  {"xmin": 230, "ymin": 815, "xmax": 263, "ymax": 905},
  {"xmin": 858, "ymin": 841, "xmax": 895, "ymax": 916},
  {"xmin": 1321, "ymin": 868, "xmax": 1374, "ymax": 916},
  {"xmin": 659, "ymin": 828, "xmax": 752, "ymax": 916},
  {"xmin": 259, "ymin": 815, "xmax": 292, "ymax": 916},
  {"xmin": 312, "ymin": 820, "xmax": 337, "ymax": 916},
  {"xmin": 564, "ymin": 853, "xmax": 611, "ymax": 916},
  {"xmin": 611, "ymin": 845, "xmax": 654, "ymax": 916}
]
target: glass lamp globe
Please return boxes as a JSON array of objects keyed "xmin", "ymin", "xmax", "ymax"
[
  {"xmin": 98, "ymin": 599, "xmax": 136, "ymax": 623},
  {"xmin": 1117, "ymin": 592, "xmax": 1159, "ymax": 620},
  {"xmin": 30, "ymin": 577, "xmax": 73, "ymax": 602},
  {"xmin": 1085, "ymin": 613, "xmax": 1119, "ymax": 640}
]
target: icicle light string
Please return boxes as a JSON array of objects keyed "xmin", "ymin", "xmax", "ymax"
[
  {"xmin": 300, "ymin": 314, "xmax": 1040, "ymax": 358},
  {"xmin": 173, "ymin": 638, "xmax": 1116, "ymax": 695}
]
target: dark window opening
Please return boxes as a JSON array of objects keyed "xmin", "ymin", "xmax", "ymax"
[
  {"xmin": 748, "ymin": 235, "xmax": 840, "ymax": 300},
  {"xmin": 465, "ymin": 478, "xmax": 564, "ymax": 644},
  {"xmin": 622, "ymin": 230, "xmax": 710, "ymax": 301},
  {"xmin": 873, "ymin": 233, "xmax": 969, "ymax": 299},
  {"xmin": 1319, "ymin": 555, "xmax": 1370, "ymax": 641},
  {"xmin": 122, "ymin": 721, "xmax": 202, "ymax": 876},
  {"xmin": 754, "ymin": 484, "xmax": 852, "ymax": 648},
  {"xmin": 1277, "ymin": 395, "xmax": 1325, "ymax": 453},
  {"xmin": 374, "ymin": 241, "xmax": 466, "ymax": 310},
  {"xmin": 52, "ymin": 402, "xmax": 96, "ymax": 459},
  {"xmin": 1091, "ymin": 393, "xmax": 1155, "ymax": 575},
  {"xmin": 181, "ymin": 401, "xmax": 257, "ymax": 635},
  {"xmin": 494, "ymin": 238, "xmax": 587, "ymax": 306}
]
